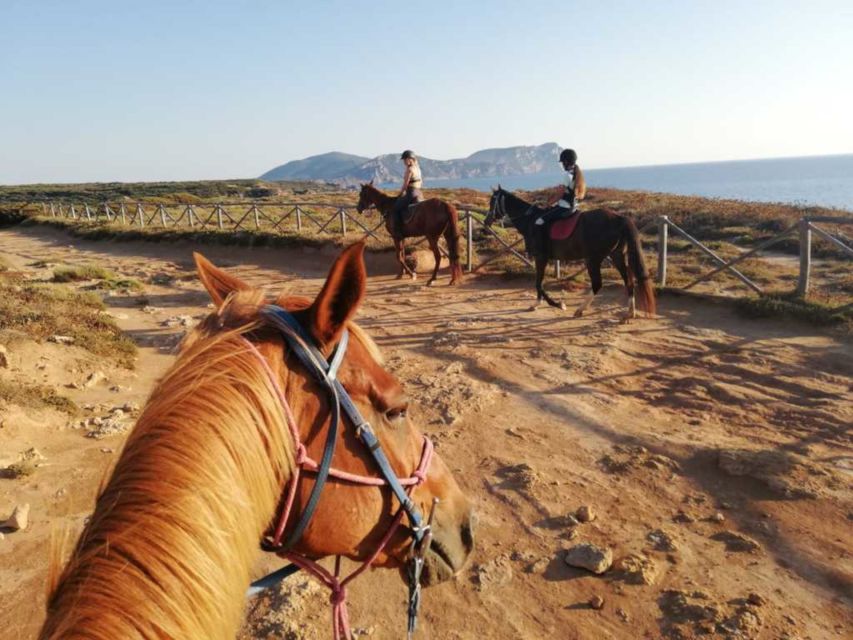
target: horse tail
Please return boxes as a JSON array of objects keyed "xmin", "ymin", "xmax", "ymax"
[
  {"xmin": 625, "ymin": 217, "xmax": 656, "ymax": 316},
  {"xmin": 443, "ymin": 202, "xmax": 463, "ymax": 284}
]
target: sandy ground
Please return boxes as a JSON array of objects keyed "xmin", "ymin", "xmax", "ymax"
[{"xmin": 0, "ymin": 225, "xmax": 850, "ymax": 640}]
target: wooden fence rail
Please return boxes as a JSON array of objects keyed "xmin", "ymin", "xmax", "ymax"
[{"xmin": 29, "ymin": 200, "xmax": 853, "ymax": 298}]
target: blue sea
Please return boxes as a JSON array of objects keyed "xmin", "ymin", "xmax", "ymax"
[{"xmin": 424, "ymin": 154, "xmax": 853, "ymax": 212}]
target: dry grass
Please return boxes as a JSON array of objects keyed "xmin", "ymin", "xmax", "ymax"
[
  {"xmin": 0, "ymin": 273, "xmax": 137, "ymax": 367},
  {"xmin": 52, "ymin": 264, "xmax": 143, "ymax": 291},
  {"xmin": 0, "ymin": 378, "xmax": 77, "ymax": 414}
]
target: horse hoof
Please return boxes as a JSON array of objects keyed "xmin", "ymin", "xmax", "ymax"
[
  {"xmin": 620, "ymin": 316, "xmax": 632, "ymax": 325},
  {"xmin": 559, "ymin": 302, "xmax": 567, "ymax": 311},
  {"xmin": 573, "ymin": 309, "xmax": 584, "ymax": 318},
  {"xmin": 396, "ymin": 274, "xmax": 404, "ymax": 280},
  {"xmin": 426, "ymin": 280, "xmax": 434, "ymax": 287}
]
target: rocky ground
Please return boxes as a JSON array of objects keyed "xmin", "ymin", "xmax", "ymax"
[{"xmin": 0, "ymin": 225, "xmax": 850, "ymax": 640}]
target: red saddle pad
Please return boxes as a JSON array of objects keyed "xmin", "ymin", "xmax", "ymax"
[{"xmin": 549, "ymin": 212, "xmax": 582, "ymax": 240}]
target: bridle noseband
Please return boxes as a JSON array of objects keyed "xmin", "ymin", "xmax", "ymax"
[{"xmin": 243, "ymin": 305, "xmax": 435, "ymax": 640}]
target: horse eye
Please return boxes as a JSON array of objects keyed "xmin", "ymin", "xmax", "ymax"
[{"xmin": 385, "ymin": 406, "xmax": 407, "ymax": 422}]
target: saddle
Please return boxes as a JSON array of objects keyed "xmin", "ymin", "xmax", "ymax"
[{"xmin": 549, "ymin": 211, "xmax": 582, "ymax": 240}]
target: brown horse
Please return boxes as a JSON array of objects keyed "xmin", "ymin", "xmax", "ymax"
[
  {"xmin": 356, "ymin": 182, "xmax": 463, "ymax": 286},
  {"xmin": 485, "ymin": 187, "xmax": 656, "ymax": 322},
  {"xmin": 40, "ymin": 243, "xmax": 474, "ymax": 639}
]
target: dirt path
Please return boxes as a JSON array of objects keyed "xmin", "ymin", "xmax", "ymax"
[{"xmin": 1, "ymin": 225, "xmax": 850, "ymax": 640}]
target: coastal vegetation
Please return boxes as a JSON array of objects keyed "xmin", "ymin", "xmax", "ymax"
[{"xmin": 1, "ymin": 180, "xmax": 849, "ymax": 327}]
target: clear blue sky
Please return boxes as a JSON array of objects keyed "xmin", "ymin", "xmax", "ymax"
[{"xmin": 2, "ymin": 0, "xmax": 851, "ymax": 184}]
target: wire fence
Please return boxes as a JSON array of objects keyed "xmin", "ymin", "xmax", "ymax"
[{"xmin": 27, "ymin": 200, "xmax": 853, "ymax": 298}]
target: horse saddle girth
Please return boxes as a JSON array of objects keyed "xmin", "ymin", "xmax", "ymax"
[{"xmin": 549, "ymin": 211, "xmax": 582, "ymax": 240}]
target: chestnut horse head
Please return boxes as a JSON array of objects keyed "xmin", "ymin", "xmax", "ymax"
[{"xmin": 41, "ymin": 242, "xmax": 474, "ymax": 639}]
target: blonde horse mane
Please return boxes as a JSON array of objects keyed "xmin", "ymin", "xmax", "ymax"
[{"xmin": 42, "ymin": 291, "xmax": 297, "ymax": 639}]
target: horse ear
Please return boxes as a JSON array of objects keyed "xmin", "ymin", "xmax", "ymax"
[
  {"xmin": 308, "ymin": 241, "xmax": 367, "ymax": 345},
  {"xmin": 194, "ymin": 252, "xmax": 251, "ymax": 307},
  {"xmin": 369, "ymin": 179, "xmax": 374, "ymax": 186}
]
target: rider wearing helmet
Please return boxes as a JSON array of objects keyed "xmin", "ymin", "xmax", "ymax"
[
  {"xmin": 391, "ymin": 150, "xmax": 424, "ymax": 236},
  {"xmin": 530, "ymin": 148, "xmax": 586, "ymax": 254}
]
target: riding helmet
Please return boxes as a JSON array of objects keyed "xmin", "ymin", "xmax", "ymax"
[
  {"xmin": 559, "ymin": 148, "xmax": 577, "ymax": 165},
  {"xmin": 400, "ymin": 150, "xmax": 416, "ymax": 160}
]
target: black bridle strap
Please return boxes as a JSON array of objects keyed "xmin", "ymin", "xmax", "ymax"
[{"xmin": 260, "ymin": 306, "xmax": 427, "ymax": 546}]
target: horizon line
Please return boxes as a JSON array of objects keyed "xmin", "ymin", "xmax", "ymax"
[{"xmin": 2, "ymin": 150, "xmax": 851, "ymax": 188}]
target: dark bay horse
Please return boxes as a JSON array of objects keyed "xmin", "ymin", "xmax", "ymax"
[
  {"xmin": 356, "ymin": 182, "xmax": 463, "ymax": 285},
  {"xmin": 485, "ymin": 187, "xmax": 656, "ymax": 321},
  {"xmin": 41, "ymin": 243, "xmax": 473, "ymax": 639}
]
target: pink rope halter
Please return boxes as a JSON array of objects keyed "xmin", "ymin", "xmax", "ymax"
[{"xmin": 242, "ymin": 336, "xmax": 434, "ymax": 640}]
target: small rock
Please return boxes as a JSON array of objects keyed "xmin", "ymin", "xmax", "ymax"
[
  {"xmin": 616, "ymin": 608, "xmax": 630, "ymax": 622},
  {"xmin": 747, "ymin": 592, "xmax": 766, "ymax": 607},
  {"xmin": 565, "ymin": 514, "xmax": 580, "ymax": 527},
  {"xmin": 49, "ymin": 335, "xmax": 75, "ymax": 344},
  {"xmin": 588, "ymin": 595, "xmax": 605, "ymax": 610},
  {"xmin": 711, "ymin": 531, "xmax": 762, "ymax": 553},
  {"xmin": 673, "ymin": 509, "xmax": 695, "ymax": 523},
  {"xmin": 83, "ymin": 371, "xmax": 106, "ymax": 388},
  {"xmin": 564, "ymin": 543, "xmax": 613, "ymax": 574},
  {"xmin": 709, "ymin": 512, "xmax": 725, "ymax": 523},
  {"xmin": 99, "ymin": 448, "xmax": 114, "ymax": 454},
  {"xmin": 576, "ymin": 505, "xmax": 596, "ymax": 523},
  {"xmin": 647, "ymin": 529, "xmax": 679, "ymax": 552},
  {"xmin": 527, "ymin": 557, "xmax": 549, "ymax": 574},
  {"xmin": 615, "ymin": 553, "xmax": 659, "ymax": 585},
  {"xmin": 1, "ymin": 504, "xmax": 30, "ymax": 531}
]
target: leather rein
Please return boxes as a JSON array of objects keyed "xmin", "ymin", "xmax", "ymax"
[{"xmin": 243, "ymin": 304, "xmax": 436, "ymax": 640}]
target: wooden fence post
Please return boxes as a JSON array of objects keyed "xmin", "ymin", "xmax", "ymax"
[
  {"xmin": 339, "ymin": 208, "xmax": 347, "ymax": 235},
  {"xmin": 70, "ymin": 204, "xmax": 77, "ymax": 219},
  {"xmin": 555, "ymin": 260, "xmax": 561, "ymax": 278},
  {"xmin": 217, "ymin": 205, "xmax": 224, "ymax": 229},
  {"xmin": 465, "ymin": 211, "xmax": 474, "ymax": 272},
  {"xmin": 187, "ymin": 205, "xmax": 195, "ymax": 228},
  {"xmin": 120, "ymin": 203, "xmax": 127, "ymax": 225},
  {"xmin": 657, "ymin": 216, "xmax": 668, "ymax": 287},
  {"xmin": 296, "ymin": 205, "xmax": 303, "ymax": 231},
  {"xmin": 252, "ymin": 204, "xmax": 260, "ymax": 229},
  {"xmin": 796, "ymin": 218, "xmax": 811, "ymax": 297},
  {"xmin": 50, "ymin": 202, "xmax": 56, "ymax": 217},
  {"xmin": 137, "ymin": 204, "xmax": 144, "ymax": 227},
  {"xmin": 159, "ymin": 204, "xmax": 167, "ymax": 227}
]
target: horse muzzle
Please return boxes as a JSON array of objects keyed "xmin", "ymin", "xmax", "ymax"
[{"xmin": 417, "ymin": 506, "xmax": 475, "ymax": 587}]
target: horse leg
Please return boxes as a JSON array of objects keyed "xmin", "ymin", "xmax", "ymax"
[
  {"xmin": 426, "ymin": 235, "xmax": 441, "ymax": 286},
  {"xmin": 537, "ymin": 256, "xmax": 565, "ymax": 310},
  {"xmin": 574, "ymin": 259, "xmax": 603, "ymax": 318},
  {"xmin": 528, "ymin": 256, "xmax": 546, "ymax": 310},
  {"xmin": 610, "ymin": 248, "xmax": 636, "ymax": 324},
  {"xmin": 395, "ymin": 238, "xmax": 410, "ymax": 279}
]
